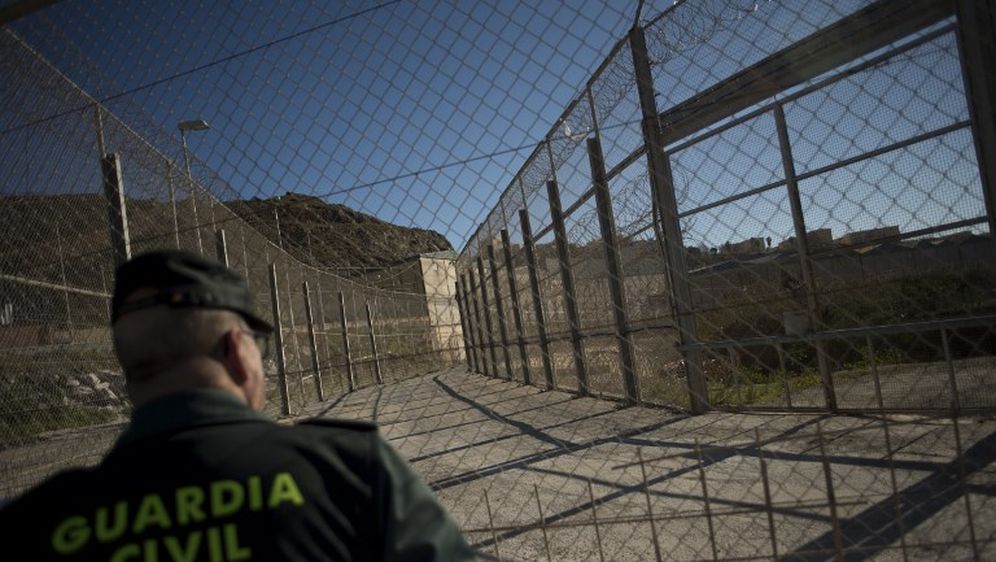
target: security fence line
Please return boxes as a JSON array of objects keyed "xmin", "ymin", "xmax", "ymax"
[
  {"xmin": 0, "ymin": 27, "xmax": 465, "ymax": 466},
  {"xmin": 456, "ymin": 0, "xmax": 996, "ymax": 416}
]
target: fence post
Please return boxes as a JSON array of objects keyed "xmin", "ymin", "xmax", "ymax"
[
  {"xmin": 283, "ymin": 269, "xmax": 306, "ymax": 409},
  {"xmin": 773, "ymin": 104, "xmax": 836, "ymax": 411},
  {"xmin": 215, "ymin": 229, "xmax": 229, "ymax": 267},
  {"xmin": 269, "ymin": 264, "xmax": 291, "ymax": 416},
  {"xmin": 303, "ymin": 281, "xmax": 325, "ymax": 401},
  {"xmin": 101, "ymin": 153, "xmax": 131, "ymax": 266},
  {"xmin": 54, "ymin": 223, "xmax": 74, "ymax": 339},
  {"xmin": 455, "ymin": 278, "xmax": 475, "ymax": 372},
  {"xmin": 366, "ymin": 300, "xmax": 384, "ymax": 384},
  {"xmin": 487, "ymin": 243, "xmax": 514, "ymax": 380},
  {"xmin": 93, "ymin": 104, "xmax": 107, "ymax": 159},
  {"xmin": 338, "ymin": 291, "xmax": 356, "ymax": 392},
  {"xmin": 187, "ymin": 177, "xmax": 204, "ymax": 256},
  {"xmin": 461, "ymin": 272, "xmax": 483, "ymax": 374},
  {"xmin": 239, "ymin": 220, "xmax": 251, "ymax": 283},
  {"xmin": 466, "ymin": 271, "xmax": 486, "ymax": 374},
  {"xmin": 956, "ymin": 0, "xmax": 996, "ymax": 240},
  {"xmin": 588, "ymin": 137, "xmax": 639, "ymax": 403},
  {"xmin": 519, "ymin": 209, "xmax": 555, "ymax": 390},
  {"xmin": 315, "ymin": 280, "xmax": 340, "ymax": 394},
  {"xmin": 165, "ymin": 160, "xmax": 181, "ymax": 249},
  {"xmin": 629, "ymin": 25, "xmax": 707, "ymax": 413},
  {"xmin": 500, "ymin": 228, "xmax": 531, "ymax": 385},
  {"xmin": 547, "ymin": 179, "xmax": 589, "ymax": 396},
  {"xmin": 475, "ymin": 256, "xmax": 501, "ymax": 377},
  {"xmin": 470, "ymin": 268, "xmax": 493, "ymax": 376}
]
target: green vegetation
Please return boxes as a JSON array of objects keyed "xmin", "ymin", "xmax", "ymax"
[{"xmin": 707, "ymin": 367, "xmax": 822, "ymax": 407}]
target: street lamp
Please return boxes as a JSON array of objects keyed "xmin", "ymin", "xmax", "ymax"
[
  {"xmin": 178, "ymin": 119, "xmax": 210, "ymax": 254},
  {"xmin": 179, "ymin": 119, "xmax": 210, "ymax": 179}
]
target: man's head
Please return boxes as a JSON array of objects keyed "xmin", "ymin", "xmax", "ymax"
[{"xmin": 111, "ymin": 250, "xmax": 273, "ymax": 410}]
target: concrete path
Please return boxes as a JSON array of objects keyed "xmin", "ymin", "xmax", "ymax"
[
  {"xmin": 3, "ymin": 368, "xmax": 995, "ymax": 560},
  {"xmin": 312, "ymin": 369, "xmax": 996, "ymax": 561}
]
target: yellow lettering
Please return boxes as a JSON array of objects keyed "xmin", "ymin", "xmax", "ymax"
[
  {"xmin": 164, "ymin": 532, "xmax": 202, "ymax": 562},
  {"xmin": 207, "ymin": 526, "xmax": 224, "ymax": 562},
  {"xmin": 247, "ymin": 476, "xmax": 263, "ymax": 511},
  {"xmin": 133, "ymin": 494, "xmax": 172, "ymax": 534},
  {"xmin": 210, "ymin": 480, "xmax": 245, "ymax": 518},
  {"xmin": 224, "ymin": 523, "xmax": 251, "ymax": 560},
  {"xmin": 143, "ymin": 538, "xmax": 159, "ymax": 562},
  {"xmin": 96, "ymin": 501, "xmax": 128, "ymax": 542},
  {"xmin": 110, "ymin": 543, "xmax": 141, "ymax": 562},
  {"xmin": 52, "ymin": 515, "xmax": 90, "ymax": 555},
  {"xmin": 176, "ymin": 486, "xmax": 206, "ymax": 525},
  {"xmin": 267, "ymin": 473, "xmax": 304, "ymax": 508}
]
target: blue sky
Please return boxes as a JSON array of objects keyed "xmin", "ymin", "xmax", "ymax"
[
  {"xmin": 3, "ymin": 0, "xmax": 986, "ymax": 254},
  {"xmin": 7, "ymin": 0, "xmax": 655, "ymax": 249}
]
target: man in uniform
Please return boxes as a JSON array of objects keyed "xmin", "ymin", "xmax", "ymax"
[{"xmin": 0, "ymin": 250, "xmax": 475, "ymax": 561}]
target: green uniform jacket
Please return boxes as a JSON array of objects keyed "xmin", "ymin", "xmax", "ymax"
[{"xmin": 0, "ymin": 389, "xmax": 475, "ymax": 561}]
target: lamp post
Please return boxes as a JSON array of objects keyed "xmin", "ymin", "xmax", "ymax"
[{"xmin": 178, "ymin": 119, "xmax": 209, "ymax": 254}]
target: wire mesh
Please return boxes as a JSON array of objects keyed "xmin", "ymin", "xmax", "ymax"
[{"xmin": 3, "ymin": 0, "xmax": 996, "ymax": 560}]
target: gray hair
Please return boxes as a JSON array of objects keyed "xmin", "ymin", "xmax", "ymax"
[{"xmin": 113, "ymin": 307, "xmax": 246, "ymax": 381}]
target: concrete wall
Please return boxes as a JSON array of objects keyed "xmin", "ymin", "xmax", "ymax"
[{"xmin": 419, "ymin": 255, "xmax": 464, "ymax": 362}]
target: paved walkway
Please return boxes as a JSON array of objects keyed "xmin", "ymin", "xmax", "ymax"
[
  {"xmin": 4, "ymin": 369, "xmax": 995, "ymax": 560},
  {"xmin": 312, "ymin": 369, "xmax": 996, "ymax": 561}
]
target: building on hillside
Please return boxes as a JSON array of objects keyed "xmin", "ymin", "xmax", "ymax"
[
  {"xmin": 777, "ymin": 228, "xmax": 833, "ymax": 251},
  {"xmin": 722, "ymin": 237, "xmax": 765, "ymax": 255},
  {"xmin": 836, "ymin": 225, "xmax": 900, "ymax": 247}
]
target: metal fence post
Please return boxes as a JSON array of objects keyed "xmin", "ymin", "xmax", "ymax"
[
  {"xmin": 239, "ymin": 218, "xmax": 251, "ymax": 283},
  {"xmin": 54, "ymin": 223, "xmax": 74, "ymax": 339},
  {"xmin": 487, "ymin": 243, "xmax": 514, "ymax": 380},
  {"xmin": 215, "ymin": 229, "xmax": 229, "ymax": 267},
  {"xmin": 269, "ymin": 263, "xmax": 291, "ymax": 416},
  {"xmin": 303, "ymin": 281, "xmax": 325, "ymax": 401},
  {"xmin": 455, "ymin": 278, "xmax": 475, "ymax": 372},
  {"xmin": 464, "ymin": 271, "xmax": 488, "ymax": 375},
  {"xmin": 475, "ymin": 256, "xmax": 501, "ymax": 377},
  {"xmin": 956, "ymin": 0, "xmax": 996, "ymax": 240},
  {"xmin": 366, "ymin": 300, "xmax": 384, "ymax": 384},
  {"xmin": 588, "ymin": 137, "xmax": 640, "ymax": 403},
  {"xmin": 500, "ymin": 228, "xmax": 531, "ymax": 385},
  {"xmin": 101, "ymin": 153, "xmax": 131, "ymax": 266},
  {"xmin": 547, "ymin": 178, "xmax": 589, "ymax": 396},
  {"xmin": 519, "ymin": 208, "xmax": 555, "ymax": 390},
  {"xmin": 283, "ymin": 269, "xmax": 306, "ymax": 409},
  {"xmin": 774, "ymin": 103, "xmax": 836, "ymax": 411},
  {"xmin": 629, "ymin": 25, "xmax": 707, "ymax": 413},
  {"xmin": 94, "ymin": 104, "xmax": 107, "ymax": 159},
  {"xmin": 188, "ymin": 177, "xmax": 204, "ymax": 256},
  {"xmin": 314, "ymin": 280, "xmax": 333, "ymax": 389},
  {"xmin": 338, "ymin": 291, "xmax": 356, "ymax": 392},
  {"xmin": 165, "ymin": 160, "xmax": 181, "ymax": 249}
]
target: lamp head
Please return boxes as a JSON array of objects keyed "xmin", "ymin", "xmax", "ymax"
[{"xmin": 178, "ymin": 119, "xmax": 210, "ymax": 132}]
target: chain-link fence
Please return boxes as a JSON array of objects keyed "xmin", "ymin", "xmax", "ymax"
[
  {"xmin": 0, "ymin": 21, "xmax": 463, "ymax": 495},
  {"xmin": 458, "ymin": 0, "xmax": 996, "ymax": 417},
  {"xmin": 3, "ymin": 0, "xmax": 996, "ymax": 560}
]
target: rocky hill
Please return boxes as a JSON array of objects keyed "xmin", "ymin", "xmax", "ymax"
[
  {"xmin": 0, "ymin": 193, "xmax": 453, "ymax": 276},
  {"xmin": 232, "ymin": 193, "xmax": 452, "ymax": 269}
]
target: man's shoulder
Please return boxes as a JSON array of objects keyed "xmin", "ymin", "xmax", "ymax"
[
  {"xmin": 1, "ymin": 467, "xmax": 93, "ymax": 518},
  {"xmin": 280, "ymin": 417, "xmax": 382, "ymax": 455},
  {"xmin": 297, "ymin": 417, "xmax": 378, "ymax": 432}
]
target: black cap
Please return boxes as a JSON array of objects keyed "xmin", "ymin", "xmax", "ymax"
[{"xmin": 112, "ymin": 250, "xmax": 274, "ymax": 333}]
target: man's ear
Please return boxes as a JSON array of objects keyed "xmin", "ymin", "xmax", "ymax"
[{"xmin": 223, "ymin": 328, "xmax": 251, "ymax": 385}]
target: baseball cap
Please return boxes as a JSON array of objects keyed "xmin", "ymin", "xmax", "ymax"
[{"xmin": 112, "ymin": 250, "xmax": 274, "ymax": 333}]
